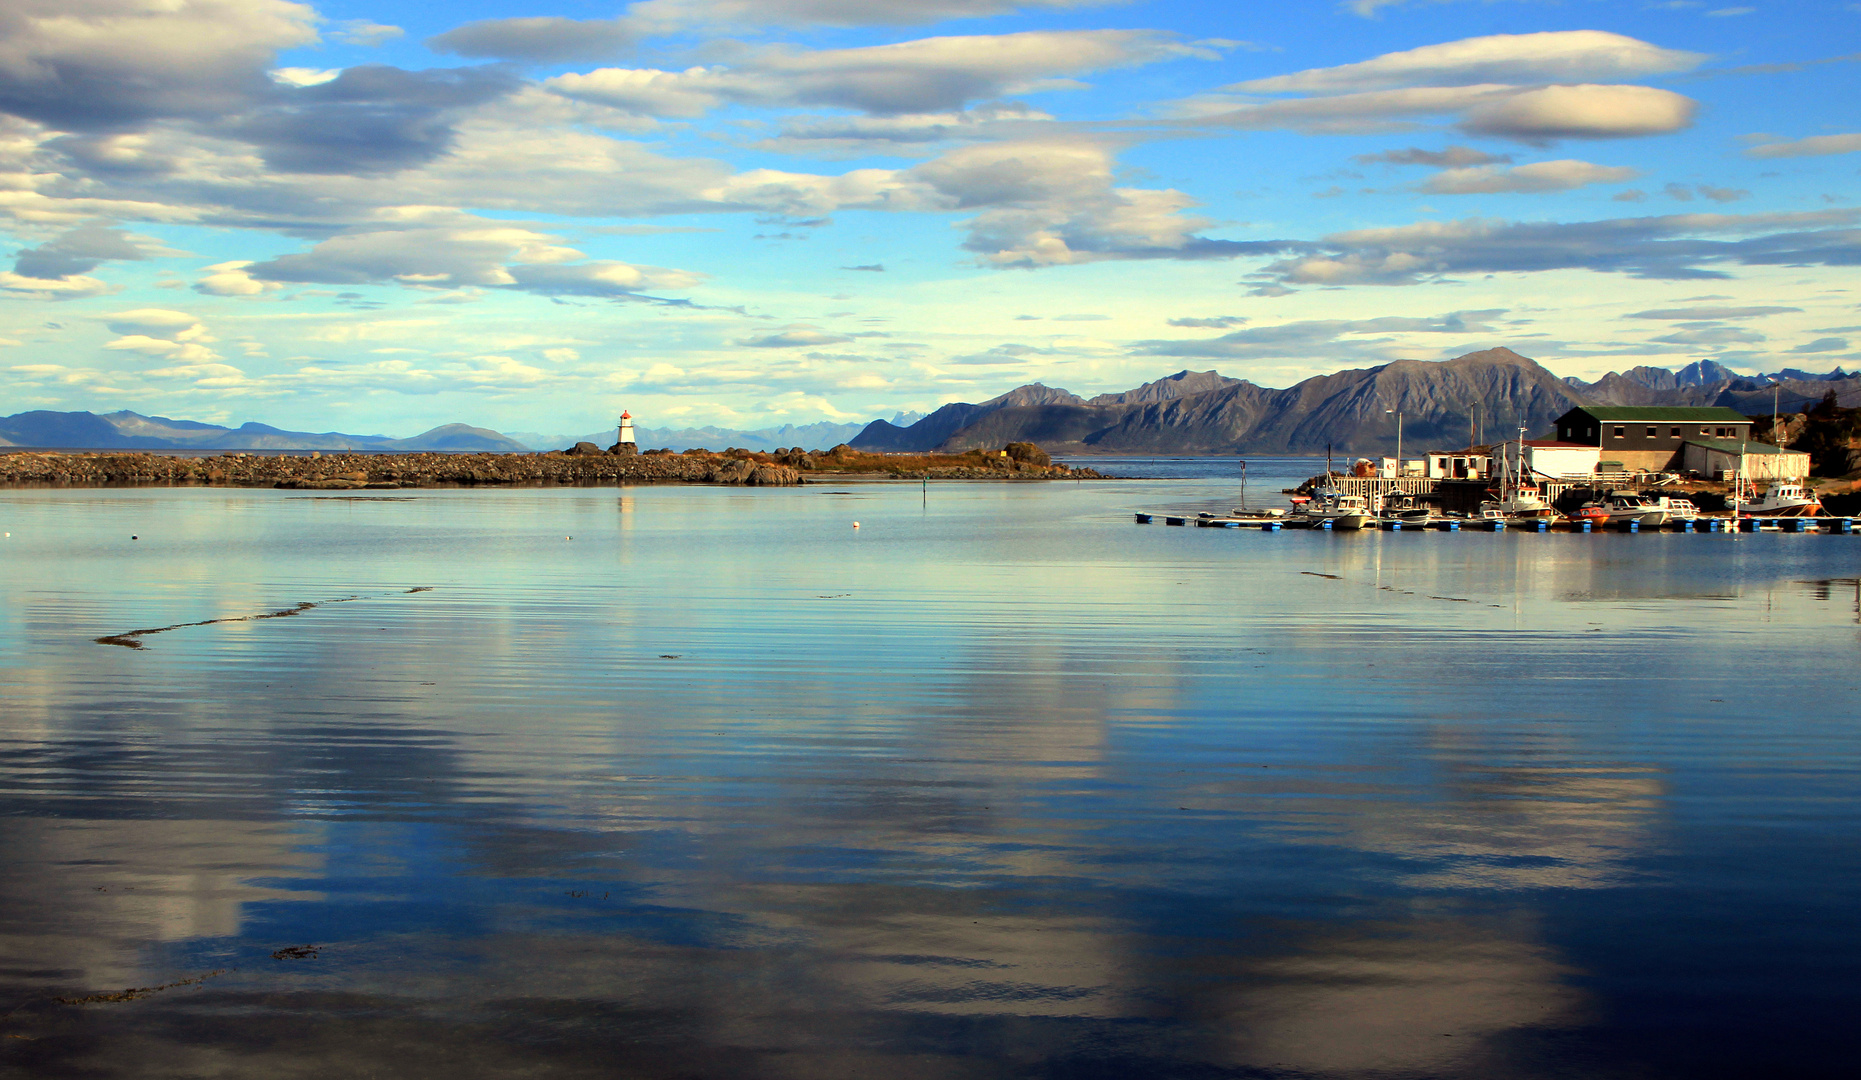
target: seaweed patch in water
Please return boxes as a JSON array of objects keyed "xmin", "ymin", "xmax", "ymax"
[
  {"xmin": 271, "ymin": 945, "xmax": 319, "ymax": 960},
  {"xmin": 54, "ymin": 970, "xmax": 225, "ymax": 1005},
  {"xmin": 95, "ymin": 588, "xmax": 434, "ymax": 649}
]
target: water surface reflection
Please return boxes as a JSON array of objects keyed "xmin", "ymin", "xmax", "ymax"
[{"xmin": 1, "ymin": 481, "xmax": 1857, "ymax": 1077}]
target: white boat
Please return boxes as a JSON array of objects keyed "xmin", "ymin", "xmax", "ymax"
[
  {"xmin": 1291, "ymin": 491, "xmax": 1373, "ymax": 530},
  {"xmin": 1602, "ymin": 493, "xmax": 1668, "ymax": 527},
  {"xmin": 1730, "ymin": 482, "xmax": 1820, "ymax": 517},
  {"xmin": 1650, "ymin": 495, "xmax": 1703, "ymax": 522}
]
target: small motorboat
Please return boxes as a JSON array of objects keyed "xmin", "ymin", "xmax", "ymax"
[
  {"xmin": 1602, "ymin": 493, "xmax": 1668, "ymax": 527},
  {"xmin": 1566, "ymin": 502, "xmax": 1611, "ymax": 526}
]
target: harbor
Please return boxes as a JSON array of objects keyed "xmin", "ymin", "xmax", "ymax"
[{"xmin": 1135, "ymin": 406, "xmax": 1859, "ymax": 537}]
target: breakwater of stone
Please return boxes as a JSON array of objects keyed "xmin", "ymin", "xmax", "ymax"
[{"xmin": 0, "ymin": 444, "xmax": 1102, "ymax": 489}]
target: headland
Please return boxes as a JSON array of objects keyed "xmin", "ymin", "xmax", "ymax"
[{"xmin": 0, "ymin": 442, "xmax": 1103, "ymax": 489}]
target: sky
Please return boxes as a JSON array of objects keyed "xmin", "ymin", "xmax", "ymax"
[{"xmin": 2, "ymin": 0, "xmax": 1858, "ymax": 438}]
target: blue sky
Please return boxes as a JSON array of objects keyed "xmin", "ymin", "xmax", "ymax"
[{"xmin": 2, "ymin": 1, "xmax": 1857, "ymax": 437}]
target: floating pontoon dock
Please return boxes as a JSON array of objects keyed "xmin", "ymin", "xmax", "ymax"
[{"xmin": 1133, "ymin": 512, "xmax": 1859, "ymax": 534}]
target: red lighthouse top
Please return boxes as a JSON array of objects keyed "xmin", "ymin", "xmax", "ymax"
[{"xmin": 621, "ymin": 411, "xmax": 631, "ymax": 419}]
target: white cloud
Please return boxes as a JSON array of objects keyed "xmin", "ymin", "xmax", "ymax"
[
  {"xmin": 1186, "ymin": 33, "xmax": 1699, "ymax": 142},
  {"xmin": 1422, "ymin": 159, "xmax": 1641, "ymax": 194},
  {"xmin": 0, "ymin": 0, "xmax": 319, "ymax": 129},
  {"xmin": 1460, "ymin": 84, "xmax": 1697, "ymax": 141},
  {"xmin": 628, "ymin": 0, "xmax": 1109, "ymax": 30},
  {"xmin": 194, "ymin": 261, "xmax": 282, "ymax": 296},
  {"xmin": 1745, "ymin": 133, "xmax": 1861, "ymax": 158},
  {"xmin": 269, "ymin": 68, "xmax": 341, "ymax": 88},
  {"xmin": 739, "ymin": 326, "xmax": 855, "ymax": 347},
  {"xmin": 102, "ymin": 308, "xmax": 209, "ymax": 339},
  {"xmin": 239, "ymin": 223, "xmax": 704, "ymax": 298},
  {"xmin": 548, "ymin": 30, "xmax": 1213, "ymax": 117},
  {"xmin": 1233, "ymin": 32, "xmax": 1704, "ymax": 94},
  {"xmin": 0, "ymin": 270, "xmax": 116, "ymax": 299},
  {"xmin": 427, "ymin": 17, "xmax": 639, "ymax": 63},
  {"xmin": 332, "ymin": 20, "xmax": 403, "ymax": 47}
]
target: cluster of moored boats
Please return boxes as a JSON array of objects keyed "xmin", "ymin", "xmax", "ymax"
[{"xmin": 1268, "ymin": 480, "xmax": 1823, "ymax": 530}]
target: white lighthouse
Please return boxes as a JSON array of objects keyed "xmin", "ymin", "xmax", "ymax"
[{"xmin": 617, "ymin": 410, "xmax": 636, "ymax": 449}]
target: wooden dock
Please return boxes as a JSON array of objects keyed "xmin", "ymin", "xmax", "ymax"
[{"xmin": 1135, "ymin": 512, "xmax": 1860, "ymax": 535}]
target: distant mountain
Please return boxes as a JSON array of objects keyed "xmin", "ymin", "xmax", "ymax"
[
  {"xmin": 856, "ymin": 348, "xmax": 1590, "ymax": 456},
  {"xmin": 850, "ymin": 383, "xmax": 1084, "ymax": 452},
  {"xmin": 1087, "ymin": 369, "xmax": 1242, "ymax": 406},
  {"xmin": 0, "ymin": 410, "xmax": 528, "ymax": 452}
]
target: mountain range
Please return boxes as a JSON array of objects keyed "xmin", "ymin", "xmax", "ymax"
[
  {"xmin": 5, "ymin": 355, "xmax": 1854, "ymax": 456},
  {"xmin": 0, "ymin": 410, "xmax": 528, "ymax": 452},
  {"xmin": 849, "ymin": 350, "xmax": 1861, "ymax": 456}
]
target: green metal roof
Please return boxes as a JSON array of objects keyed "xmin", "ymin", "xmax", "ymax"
[
  {"xmin": 1683, "ymin": 436, "xmax": 1804, "ymax": 456},
  {"xmin": 1565, "ymin": 405, "xmax": 1751, "ymax": 422}
]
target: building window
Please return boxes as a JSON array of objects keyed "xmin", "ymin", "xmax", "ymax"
[
  {"xmin": 1646, "ymin": 426, "xmax": 1657, "ymax": 437},
  {"xmin": 1613, "ymin": 426, "xmax": 1625, "ymax": 438},
  {"xmin": 1670, "ymin": 427, "xmax": 1681, "ymax": 438}
]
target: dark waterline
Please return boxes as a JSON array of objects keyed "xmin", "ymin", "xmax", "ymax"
[{"xmin": 2, "ymin": 476, "xmax": 1858, "ymax": 1078}]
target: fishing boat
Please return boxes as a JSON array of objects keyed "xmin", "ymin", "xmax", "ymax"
[
  {"xmin": 1480, "ymin": 426, "xmax": 1558, "ymax": 522},
  {"xmin": 1730, "ymin": 482, "xmax": 1821, "ymax": 517},
  {"xmin": 1290, "ymin": 491, "xmax": 1374, "ymax": 530}
]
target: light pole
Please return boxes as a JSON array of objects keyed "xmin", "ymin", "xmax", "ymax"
[{"xmin": 1386, "ymin": 408, "xmax": 1403, "ymax": 476}]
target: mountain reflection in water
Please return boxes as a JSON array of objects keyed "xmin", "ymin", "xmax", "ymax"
[{"xmin": 1, "ymin": 474, "xmax": 1857, "ymax": 1078}]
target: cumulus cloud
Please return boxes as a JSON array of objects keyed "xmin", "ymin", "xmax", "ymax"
[
  {"xmin": 333, "ymin": 21, "xmax": 404, "ymax": 48},
  {"xmin": 240, "ymin": 223, "xmax": 702, "ymax": 298},
  {"xmin": 1184, "ymin": 32, "xmax": 1699, "ymax": 142},
  {"xmin": 548, "ymin": 30, "xmax": 1212, "ymax": 117},
  {"xmin": 0, "ymin": 270, "xmax": 116, "ymax": 299},
  {"xmin": 100, "ymin": 307, "xmax": 218, "ymax": 361},
  {"xmin": 1459, "ymin": 84, "xmax": 1696, "ymax": 141},
  {"xmin": 11, "ymin": 225, "xmax": 148, "ymax": 279},
  {"xmin": 1232, "ymin": 32, "xmax": 1704, "ymax": 94},
  {"xmin": 1138, "ymin": 309, "xmax": 1509, "ymax": 359},
  {"xmin": 194, "ymin": 260, "xmax": 282, "ymax": 296},
  {"xmin": 224, "ymin": 64, "xmax": 523, "ymax": 174},
  {"xmin": 1745, "ymin": 133, "xmax": 1861, "ymax": 159},
  {"xmin": 1626, "ymin": 306, "xmax": 1802, "ymax": 319},
  {"xmin": 427, "ymin": 17, "xmax": 639, "ymax": 64},
  {"xmin": 739, "ymin": 326, "xmax": 855, "ymax": 347},
  {"xmin": 1253, "ymin": 209, "xmax": 1861, "ymax": 286},
  {"xmin": 1354, "ymin": 145, "xmax": 1512, "ymax": 167},
  {"xmin": 1421, "ymin": 159, "xmax": 1640, "ymax": 194},
  {"xmin": 628, "ymin": 0, "xmax": 1108, "ymax": 29},
  {"xmin": 905, "ymin": 139, "xmax": 1265, "ymax": 266},
  {"xmin": 755, "ymin": 103, "xmax": 1053, "ymax": 156},
  {"xmin": 0, "ymin": 0, "xmax": 318, "ymax": 130},
  {"xmin": 1169, "ymin": 316, "xmax": 1247, "ymax": 328},
  {"xmin": 1649, "ymin": 327, "xmax": 1766, "ymax": 345}
]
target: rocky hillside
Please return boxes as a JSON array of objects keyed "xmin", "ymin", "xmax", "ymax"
[
  {"xmin": 857, "ymin": 348, "xmax": 1591, "ymax": 456},
  {"xmin": 853, "ymin": 349, "xmax": 1861, "ymax": 456}
]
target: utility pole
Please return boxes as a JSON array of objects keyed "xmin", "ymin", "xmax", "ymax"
[
  {"xmin": 1772, "ymin": 379, "xmax": 1782, "ymax": 445},
  {"xmin": 1386, "ymin": 409, "xmax": 1403, "ymax": 476}
]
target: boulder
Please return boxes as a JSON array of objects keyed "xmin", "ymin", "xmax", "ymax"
[
  {"xmin": 566, "ymin": 441, "xmax": 603, "ymax": 456},
  {"xmin": 608, "ymin": 442, "xmax": 638, "ymax": 456}
]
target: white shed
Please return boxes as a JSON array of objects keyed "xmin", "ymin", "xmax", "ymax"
[
  {"xmin": 1680, "ymin": 438, "xmax": 1810, "ymax": 480},
  {"xmin": 1494, "ymin": 440, "xmax": 1602, "ymax": 480}
]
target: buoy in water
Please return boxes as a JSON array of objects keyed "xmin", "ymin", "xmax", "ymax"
[{"xmin": 852, "ymin": 521, "xmax": 860, "ymax": 529}]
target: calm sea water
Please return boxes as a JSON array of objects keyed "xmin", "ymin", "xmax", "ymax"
[{"xmin": 2, "ymin": 469, "xmax": 1858, "ymax": 1079}]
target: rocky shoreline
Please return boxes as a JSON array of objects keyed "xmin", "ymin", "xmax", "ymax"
[{"xmin": 0, "ymin": 444, "xmax": 1104, "ymax": 489}]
